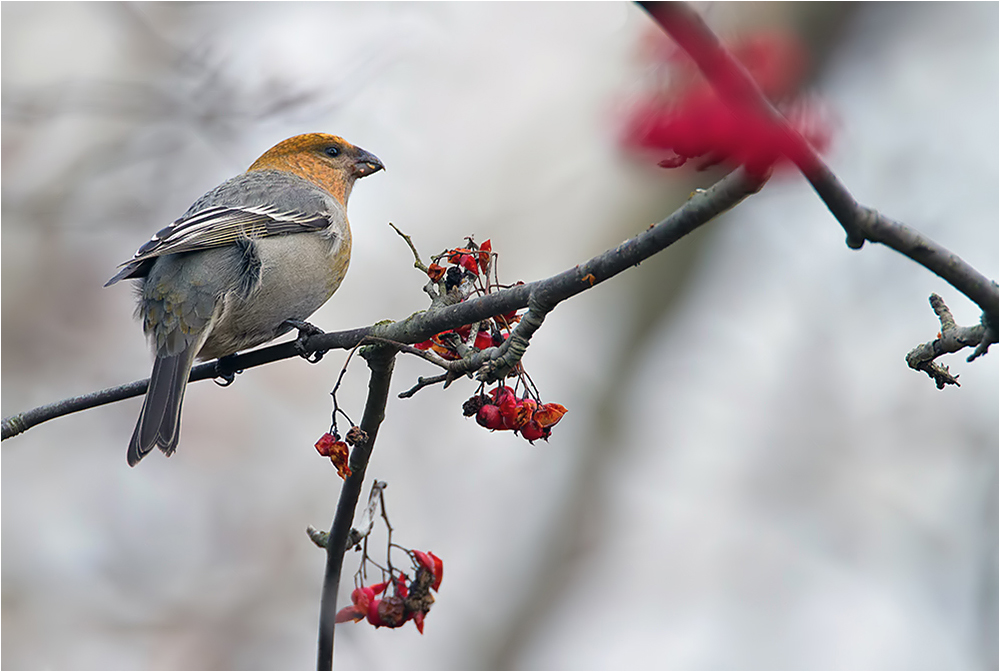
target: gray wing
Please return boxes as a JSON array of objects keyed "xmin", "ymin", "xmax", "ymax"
[{"xmin": 106, "ymin": 168, "xmax": 345, "ymax": 287}]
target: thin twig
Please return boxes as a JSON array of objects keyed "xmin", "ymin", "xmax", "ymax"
[
  {"xmin": 378, "ymin": 486, "xmax": 395, "ymax": 577},
  {"xmin": 341, "ymin": 479, "xmax": 388, "ymax": 550},
  {"xmin": 362, "ymin": 336, "xmax": 454, "ymax": 370},
  {"xmin": 389, "ymin": 222, "xmax": 429, "ymax": 274},
  {"xmin": 398, "ymin": 374, "xmax": 450, "ymax": 399},
  {"xmin": 328, "ymin": 340, "xmax": 368, "ymax": 432}
]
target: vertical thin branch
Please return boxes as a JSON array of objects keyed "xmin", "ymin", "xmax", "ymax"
[{"xmin": 317, "ymin": 346, "xmax": 396, "ymax": 670}]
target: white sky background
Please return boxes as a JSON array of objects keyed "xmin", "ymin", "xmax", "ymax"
[{"xmin": 2, "ymin": 3, "xmax": 996, "ymax": 669}]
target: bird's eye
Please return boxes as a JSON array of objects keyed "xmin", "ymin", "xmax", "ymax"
[{"xmin": 324, "ymin": 146, "xmax": 341, "ymax": 157}]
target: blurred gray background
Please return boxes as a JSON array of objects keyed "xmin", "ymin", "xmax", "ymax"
[{"xmin": 2, "ymin": 2, "xmax": 997, "ymax": 669}]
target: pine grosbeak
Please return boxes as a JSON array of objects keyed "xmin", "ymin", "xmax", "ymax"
[{"xmin": 107, "ymin": 133, "xmax": 383, "ymax": 466}]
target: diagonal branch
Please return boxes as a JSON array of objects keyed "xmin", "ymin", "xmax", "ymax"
[
  {"xmin": 2, "ymin": 168, "xmax": 765, "ymax": 441},
  {"xmin": 638, "ymin": 1, "xmax": 999, "ymax": 332}
]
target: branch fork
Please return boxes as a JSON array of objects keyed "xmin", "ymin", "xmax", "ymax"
[{"xmin": 905, "ymin": 293, "xmax": 997, "ymax": 388}]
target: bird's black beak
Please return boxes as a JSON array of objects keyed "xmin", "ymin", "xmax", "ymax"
[{"xmin": 353, "ymin": 148, "xmax": 384, "ymax": 178}]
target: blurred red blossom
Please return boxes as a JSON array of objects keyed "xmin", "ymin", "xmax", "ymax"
[{"xmin": 625, "ymin": 28, "xmax": 833, "ymax": 177}]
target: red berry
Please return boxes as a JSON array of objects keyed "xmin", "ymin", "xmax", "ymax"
[
  {"xmin": 476, "ymin": 404, "xmax": 505, "ymax": 430},
  {"xmin": 519, "ymin": 420, "xmax": 550, "ymax": 443}
]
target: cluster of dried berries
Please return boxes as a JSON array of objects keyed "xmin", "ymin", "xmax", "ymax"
[
  {"xmin": 411, "ymin": 237, "xmax": 569, "ymax": 442},
  {"xmin": 426, "ymin": 239, "xmax": 492, "ymax": 285},
  {"xmin": 414, "ymin": 321, "xmax": 508, "ymax": 361},
  {"xmin": 314, "ymin": 426, "xmax": 368, "ymax": 480},
  {"xmin": 624, "ymin": 29, "xmax": 832, "ymax": 177},
  {"xmin": 414, "ymin": 238, "xmax": 526, "ymax": 361},
  {"xmin": 463, "ymin": 385, "xmax": 568, "ymax": 444},
  {"xmin": 336, "ymin": 550, "xmax": 443, "ymax": 634}
]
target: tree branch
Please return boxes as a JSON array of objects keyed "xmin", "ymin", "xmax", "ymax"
[
  {"xmin": 905, "ymin": 294, "xmax": 996, "ymax": 388},
  {"xmin": 2, "ymin": 167, "xmax": 765, "ymax": 441},
  {"xmin": 398, "ymin": 373, "xmax": 450, "ymax": 399},
  {"xmin": 316, "ymin": 345, "xmax": 395, "ymax": 671},
  {"xmin": 638, "ymin": 1, "xmax": 999, "ymax": 331}
]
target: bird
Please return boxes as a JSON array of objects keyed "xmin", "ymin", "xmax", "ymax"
[{"xmin": 106, "ymin": 133, "xmax": 383, "ymax": 466}]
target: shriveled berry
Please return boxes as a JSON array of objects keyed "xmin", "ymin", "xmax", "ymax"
[
  {"xmin": 445, "ymin": 265, "xmax": 464, "ymax": 291},
  {"xmin": 345, "ymin": 425, "xmax": 367, "ymax": 446},
  {"xmin": 462, "ymin": 395, "xmax": 486, "ymax": 417},
  {"xmin": 533, "ymin": 403, "xmax": 568, "ymax": 429},
  {"xmin": 315, "ymin": 432, "xmax": 338, "ymax": 457},
  {"xmin": 426, "ymin": 262, "xmax": 446, "ymax": 282},
  {"xmin": 377, "ymin": 595, "xmax": 408, "ymax": 628},
  {"xmin": 511, "ymin": 398, "xmax": 537, "ymax": 430}
]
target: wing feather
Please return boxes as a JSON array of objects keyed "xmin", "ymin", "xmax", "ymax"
[{"xmin": 106, "ymin": 205, "xmax": 334, "ymax": 285}]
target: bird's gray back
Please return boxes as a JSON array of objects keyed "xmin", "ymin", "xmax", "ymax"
[{"xmin": 182, "ymin": 169, "xmax": 341, "ymax": 219}]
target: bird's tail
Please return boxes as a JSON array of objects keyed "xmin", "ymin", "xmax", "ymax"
[{"xmin": 127, "ymin": 346, "xmax": 198, "ymax": 467}]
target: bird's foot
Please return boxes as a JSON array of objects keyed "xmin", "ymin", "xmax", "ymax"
[
  {"xmin": 284, "ymin": 319, "xmax": 328, "ymax": 363},
  {"xmin": 214, "ymin": 354, "xmax": 242, "ymax": 386}
]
